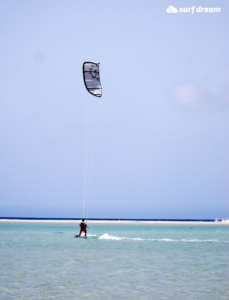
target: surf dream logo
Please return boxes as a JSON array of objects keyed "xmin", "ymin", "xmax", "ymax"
[
  {"xmin": 166, "ymin": 5, "xmax": 221, "ymax": 14},
  {"xmin": 166, "ymin": 6, "xmax": 178, "ymax": 13}
]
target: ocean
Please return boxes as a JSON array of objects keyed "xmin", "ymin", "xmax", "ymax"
[{"xmin": 0, "ymin": 221, "xmax": 228, "ymax": 299}]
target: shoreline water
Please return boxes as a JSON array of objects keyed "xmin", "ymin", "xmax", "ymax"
[
  {"xmin": 1, "ymin": 217, "xmax": 229, "ymax": 299},
  {"xmin": 0, "ymin": 217, "xmax": 229, "ymax": 225}
]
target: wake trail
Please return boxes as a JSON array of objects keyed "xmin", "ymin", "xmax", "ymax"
[{"xmin": 98, "ymin": 233, "xmax": 228, "ymax": 243}]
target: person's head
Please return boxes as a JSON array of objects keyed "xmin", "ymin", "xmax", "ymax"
[{"xmin": 82, "ymin": 218, "xmax": 85, "ymax": 222}]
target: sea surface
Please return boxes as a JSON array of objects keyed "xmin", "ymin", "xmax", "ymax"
[{"xmin": 0, "ymin": 221, "xmax": 228, "ymax": 299}]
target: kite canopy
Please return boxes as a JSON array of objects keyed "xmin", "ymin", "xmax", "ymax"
[{"xmin": 82, "ymin": 62, "xmax": 102, "ymax": 97}]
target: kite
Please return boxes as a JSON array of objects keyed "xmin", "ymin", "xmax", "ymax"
[{"xmin": 82, "ymin": 62, "xmax": 102, "ymax": 97}]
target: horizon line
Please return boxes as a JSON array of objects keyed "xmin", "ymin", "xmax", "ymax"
[{"xmin": 0, "ymin": 217, "xmax": 222, "ymax": 222}]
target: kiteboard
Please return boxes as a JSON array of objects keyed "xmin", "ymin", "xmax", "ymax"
[{"xmin": 74, "ymin": 235, "xmax": 87, "ymax": 238}]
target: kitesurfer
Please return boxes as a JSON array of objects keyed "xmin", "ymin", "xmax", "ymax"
[{"xmin": 79, "ymin": 218, "xmax": 87, "ymax": 237}]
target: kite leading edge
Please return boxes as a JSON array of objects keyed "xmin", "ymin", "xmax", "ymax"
[{"xmin": 82, "ymin": 62, "xmax": 102, "ymax": 97}]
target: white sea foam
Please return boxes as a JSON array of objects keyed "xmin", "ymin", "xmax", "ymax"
[
  {"xmin": 180, "ymin": 239, "xmax": 219, "ymax": 242},
  {"xmin": 156, "ymin": 238, "xmax": 174, "ymax": 242},
  {"xmin": 98, "ymin": 233, "xmax": 144, "ymax": 241},
  {"xmin": 99, "ymin": 233, "xmax": 124, "ymax": 240},
  {"xmin": 98, "ymin": 234, "xmax": 224, "ymax": 243}
]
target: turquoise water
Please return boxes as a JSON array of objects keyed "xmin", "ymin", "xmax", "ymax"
[{"xmin": 0, "ymin": 222, "xmax": 228, "ymax": 299}]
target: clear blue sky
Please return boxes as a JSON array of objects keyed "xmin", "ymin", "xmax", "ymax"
[{"xmin": 0, "ymin": 0, "xmax": 228, "ymax": 219}]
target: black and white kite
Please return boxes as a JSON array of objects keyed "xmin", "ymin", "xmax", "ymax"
[{"xmin": 82, "ymin": 62, "xmax": 102, "ymax": 97}]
